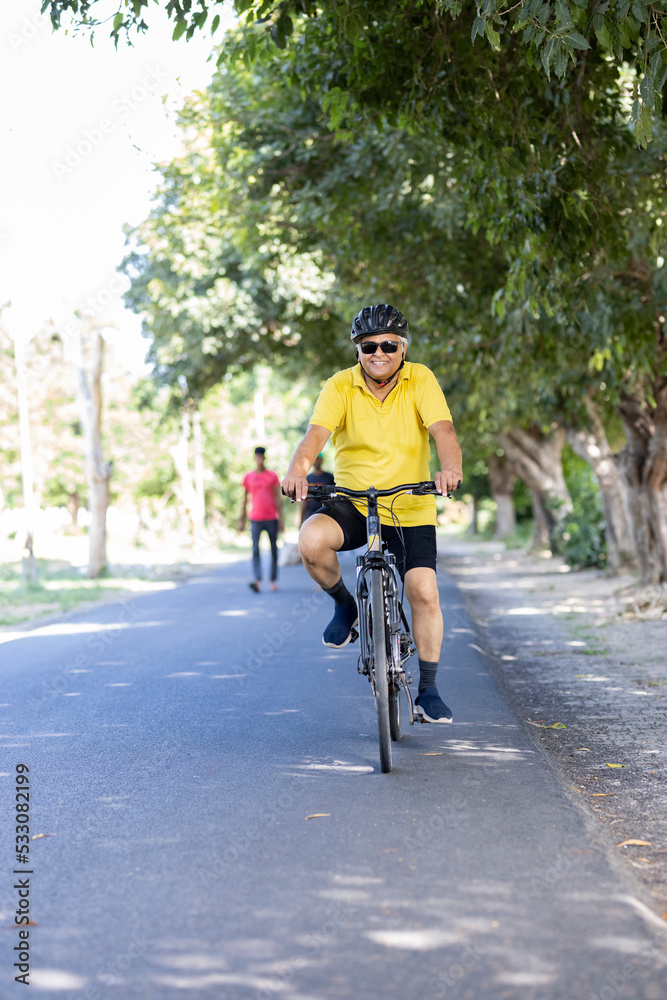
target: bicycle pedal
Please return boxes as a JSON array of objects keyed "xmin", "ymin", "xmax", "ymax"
[{"xmin": 350, "ymin": 627, "xmax": 359, "ymax": 644}]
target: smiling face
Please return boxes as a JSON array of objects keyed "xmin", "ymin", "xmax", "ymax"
[{"xmin": 356, "ymin": 333, "xmax": 406, "ymax": 383}]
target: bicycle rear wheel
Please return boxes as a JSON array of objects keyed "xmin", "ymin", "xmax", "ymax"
[
  {"xmin": 389, "ymin": 682, "xmax": 401, "ymax": 742},
  {"xmin": 370, "ymin": 568, "xmax": 391, "ymax": 773}
]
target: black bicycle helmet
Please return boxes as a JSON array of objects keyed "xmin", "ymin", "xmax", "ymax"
[{"xmin": 350, "ymin": 304, "xmax": 409, "ymax": 344}]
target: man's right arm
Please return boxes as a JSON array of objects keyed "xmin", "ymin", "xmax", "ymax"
[{"xmin": 282, "ymin": 425, "xmax": 332, "ymax": 501}]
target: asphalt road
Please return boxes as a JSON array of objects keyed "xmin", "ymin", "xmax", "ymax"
[{"xmin": 1, "ymin": 555, "xmax": 665, "ymax": 999}]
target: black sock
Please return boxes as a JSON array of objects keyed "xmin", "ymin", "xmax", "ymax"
[
  {"xmin": 323, "ymin": 578, "xmax": 356, "ymax": 607},
  {"xmin": 418, "ymin": 658, "xmax": 438, "ymax": 693}
]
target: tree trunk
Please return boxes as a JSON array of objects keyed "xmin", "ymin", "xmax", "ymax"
[
  {"xmin": 66, "ymin": 491, "xmax": 81, "ymax": 527},
  {"xmin": 170, "ymin": 407, "xmax": 204, "ymax": 545},
  {"xmin": 530, "ymin": 490, "xmax": 552, "ymax": 550},
  {"xmin": 465, "ymin": 496, "xmax": 478, "ymax": 535},
  {"xmin": 487, "ymin": 452, "xmax": 517, "ymax": 538},
  {"xmin": 565, "ymin": 397, "xmax": 638, "ymax": 575},
  {"xmin": 12, "ymin": 328, "xmax": 38, "ymax": 582},
  {"xmin": 496, "ymin": 427, "xmax": 572, "ymax": 552},
  {"xmin": 71, "ymin": 324, "xmax": 112, "ymax": 578},
  {"xmin": 617, "ymin": 381, "xmax": 667, "ymax": 582},
  {"xmin": 645, "ymin": 379, "xmax": 667, "ymax": 581}
]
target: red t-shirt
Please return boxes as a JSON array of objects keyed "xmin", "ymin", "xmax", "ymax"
[{"xmin": 243, "ymin": 469, "xmax": 280, "ymax": 520}]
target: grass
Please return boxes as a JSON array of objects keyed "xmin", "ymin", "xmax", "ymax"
[
  {"xmin": 0, "ymin": 560, "xmax": 188, "ymax": 627},
  {"xmin": 499, "ymin": 520, "xmax": 535, "ymax": 550}
]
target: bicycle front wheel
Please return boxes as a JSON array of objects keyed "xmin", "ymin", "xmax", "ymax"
[{"xmin": 370, "ymin": 568, "xmax": 392, "ymax": 773}]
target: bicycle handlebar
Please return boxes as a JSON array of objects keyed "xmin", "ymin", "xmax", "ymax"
[{"xmin": 282, "ymin": 480, "xmax": 461, "ymax": 501}]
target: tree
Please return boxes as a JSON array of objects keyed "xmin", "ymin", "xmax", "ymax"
[
  {"xmin": 112, "ymin": 14, "xmax": 667, "ymax": 575},
  {"xmin": 65, "ymin": 318, "xmax": 114, "ymax": 577},
  {"xmin": 44, "ymin": 0, "xmax": 667, "ymax": 142}
]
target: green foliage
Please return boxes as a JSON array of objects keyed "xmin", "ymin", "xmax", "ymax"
[
  {"xmin": 92, "ymin": 3, "xmax": 667, "ymax": 583},
  {"xmin": 513, "ymin": 477, "xmax": 533, "ymax": 522},
  {"xmin": 44, "ymin": 1, "xmax": 667, "ymax": 140},
  {"xmin": 501, "ymin": 518, "xmax": 535, "ymax": 550},
  {"xmin": 195, "ymin": 366, "xmax": 318, "ymax": 527},
  {"xmin": 118, "ymin": 12, "xmax": 667, "ymax": 492},
  {"xmin": 42, "ymin": 473, "xmax": 87, "ymax": 509},
  {"xmin": 133, "ymin": 459, "xmax": 177, "ymax": 505},
  {"xmin": 461, "ymin": 456, "xmax": 492, "ymax": 502},
  {"xmin": 552, "ymin": 448, "xmax": 608, "ymax": 568}
]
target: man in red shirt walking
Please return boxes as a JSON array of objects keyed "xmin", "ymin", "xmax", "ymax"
[{"xmin": 238, "ymin": 447, "xmax": 284, "ymax": 592}]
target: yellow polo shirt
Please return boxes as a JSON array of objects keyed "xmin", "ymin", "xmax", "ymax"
[{"xmin": 309, "ymin": 361, "xmax": 452, "ymax": 527}]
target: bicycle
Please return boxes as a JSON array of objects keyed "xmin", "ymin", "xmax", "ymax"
[{"xmin": 300, "ymin": 480, "xmax": 446, "ymax": 773}]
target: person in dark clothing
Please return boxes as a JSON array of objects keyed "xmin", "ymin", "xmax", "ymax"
[{"xmin": 300, "ymin": 454, "xmax": 335, "ymax": 526}]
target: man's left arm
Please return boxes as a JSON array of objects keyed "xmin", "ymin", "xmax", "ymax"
[{"xmin": 429, "ymin": 420, "xmax": 463, "ymax": 495}]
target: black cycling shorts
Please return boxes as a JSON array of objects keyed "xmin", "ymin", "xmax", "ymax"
[{"xmin": 313, "ymin": 498, "xmax": 437, "ymax": 578}]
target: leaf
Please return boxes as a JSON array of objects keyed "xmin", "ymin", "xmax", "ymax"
[
  {"xmin": 555, "ymin": 0, "xmax": 570, "ymax": 24},
  {"xmin": 617, "ymin": 839, "xmax": 651, "ymax": 847},
  {"xmin": 562, "ymin": 29, "xmax": 590, "ymax": 49},
  {"xmin": 640, "ymin": 73, "xmax": 656, "ymax": 108},
  {"xmin": 471, "ymin": 15, "xmax": 486, "ymax": 43},
  {"xmin": 211, "ymin": 14, "xmax": 220, "ymax": 33},
  {"xmin": 632, "ymin": 2, "xmax": 647, "ymax": 23},
  {"xmin": 605, "ymin": 762, "xmax": 628, "ymax": 768},
  {"xmin": 595, "ymin": 22, "xmax": 611, "ymax": 49},
  {"xmin": 113, "ymin": 12, "xmax": 124, "ymax": 31},
  {"xmin": 655, "ymin": 60, "xmax": 667, "ymax": 92},
  {"xmin": 172, "ymin": 19, "xmax": 188, "ymax": 41},
  {"xmin": 486, "ymin": 22, "xmax": 501, "ymax": 50},
  {"xmin": 554, "ymin": 42, "xmax": 567, "ymax": 78},
  {"xmin": 592, "ymin": 792, "xmax": 615, "ymax": 796},
  {"xmin": 305, "ymin": 813, "xmax": 331, "ymax": 820},
  {"xmin": 634, "ymin": 120, "xmax": 647, "ymax": 149},
  {"xmin": 550, "ymin": 722, "xmax": 567, "ymax": 729},
  {"xmin": 271, "ymin": 23, "xmax": 286, "ymax": 48},
  {"xmin": 640, "ymin": 105, "xmax": 653, "ymax": 142}
]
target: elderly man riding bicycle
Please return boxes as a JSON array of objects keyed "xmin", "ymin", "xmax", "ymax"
[{"xmin": 282, "ymin": 304, "xmax": 462, "ymax": 723}]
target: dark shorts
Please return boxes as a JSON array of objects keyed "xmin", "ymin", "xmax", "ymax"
[{"xmin": 314, "ymin": 499, "xmax": 437, "ymax": 578}]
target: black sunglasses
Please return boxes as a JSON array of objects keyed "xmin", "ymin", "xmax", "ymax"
[{"xmin": 358, "ymin": 341, "xmax": 402, "ymax": 355}]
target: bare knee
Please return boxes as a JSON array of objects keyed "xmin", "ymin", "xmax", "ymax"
[
  {"xmin": 298, "ymin": 514, "xmax": 342, "ymax": 565},
  {"xmin": 405, "ymin": 571, "xmax": 440, "ymax": 612}
]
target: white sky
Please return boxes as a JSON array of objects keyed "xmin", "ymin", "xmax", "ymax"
[{"xmin": 0, "ymin": 0, "xmax": 235, "ymax": 366}]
